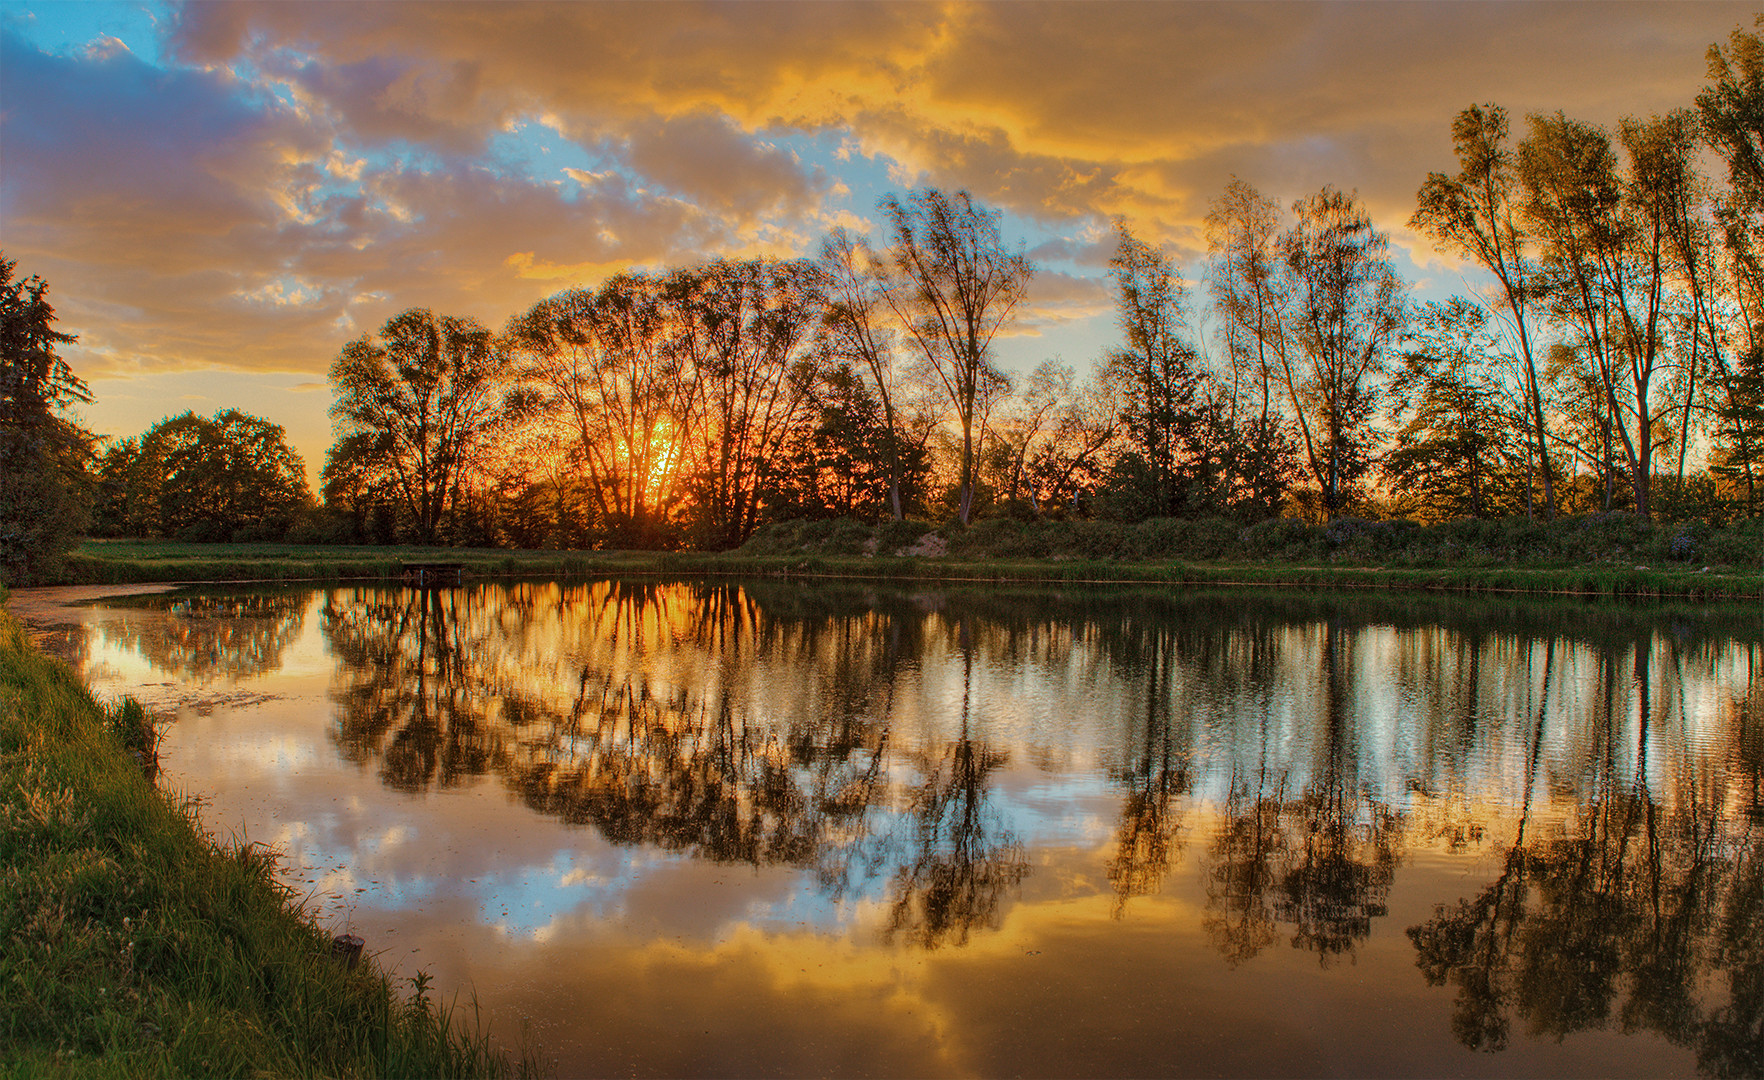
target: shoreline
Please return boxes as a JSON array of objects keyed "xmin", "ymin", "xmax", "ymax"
[
  {"xmin": 44, "ymin": 539, "xmax": 1764, "ymax": 600},
  {"xmin": 0, "ymin": 600, "xmax": 534, "ymax": 1077}
]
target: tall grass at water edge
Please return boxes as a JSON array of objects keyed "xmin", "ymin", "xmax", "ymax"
[
  {"xmin": 737, "ymin": 513, "xmax": 1764, "ymax": 595},
  {"xmin": 0, "ymin": 594, "xmax": 538, "ymax": 1078},
  {"xmin": 46, "ymin": 513, "xmax": 1764, "ymax": 598}
]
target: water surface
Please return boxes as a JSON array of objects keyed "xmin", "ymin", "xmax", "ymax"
[{"xmin": 45, "ymin": 580, "xmax": 1764, "ymax": 1077}]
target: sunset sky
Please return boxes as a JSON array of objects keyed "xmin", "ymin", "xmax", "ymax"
[{"xmin": 1, "ymin": 1, "xmax": 1752, "ymax": 485}]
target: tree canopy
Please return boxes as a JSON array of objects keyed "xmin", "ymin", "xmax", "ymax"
[{"xmin": 0, "ymin": 255, "xmax": 91, "ymax": 585}]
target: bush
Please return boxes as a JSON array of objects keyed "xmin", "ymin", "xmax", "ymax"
[
  {"xmin": 174, "ymin": 519, "xmax": 230, "ymax": 544},
  {"xmin": 1323, "ymin": 517, "xmax": 1421, "ymax": 558},
  {"xmin": 736, "ymin": 511, "xmax": 1763, "ymax": 571},
  {"xmin": 1119, "ymin": 517, "xmax": 1230, "ymax": 560},
  {"xmin": 876, "ymin": 518, "xmax": 933, "ymax": 554},
  {"xmin": 1703, "ymin": 518, "xmax": 1764, "ymax": 569},
  {"xmin": 1568, "ymin": 512, "xmax": 1653, "ymax": 558},
  {"xmin": 1239, "ymin": 518, "xmax": 1321, "ymax": 560}
]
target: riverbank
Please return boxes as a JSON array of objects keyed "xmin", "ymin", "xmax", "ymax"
[
  {"xmin": 0, "ymin": 600, "xmax": 533, "ymax": 1077},
  {"xmin": 49, "ymin": 516, "xmax": 1764, "ymax": 598}
]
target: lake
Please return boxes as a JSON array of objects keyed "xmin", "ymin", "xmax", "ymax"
[{"xmin": 33, "ymin": 579, "xmax": 1764, "ymax": 1077}]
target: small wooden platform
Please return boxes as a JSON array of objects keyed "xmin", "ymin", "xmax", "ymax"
[{"xmin": 400, "ymin": 562, "xmax": 466, "ymax": 586}]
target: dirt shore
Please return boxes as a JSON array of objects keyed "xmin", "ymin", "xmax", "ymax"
[{"xmin": 3, "ymin": 583, "xmax": 180, "ymax": 660}]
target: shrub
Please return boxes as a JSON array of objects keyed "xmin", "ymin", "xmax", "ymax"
[
  {"xmin": 876, "ymin": 518, "xmax": 933, "ymax": 554},
  {"xmin": 1239, "ymin": 518, "xmax": 1321, "ymax": 560}
]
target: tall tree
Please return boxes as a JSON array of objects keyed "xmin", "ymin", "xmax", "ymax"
[
  {"xmin": 882, "ymin": 189, "xmax": 1033, "ymax": 525},
  {"xmin": 1279, "ymin": 188, "xmax": 1407, "ymax": 518},
  {"xmin": 1207, "ymin": 179, "xmax": 1300, "ymax": 518},
  {"xmin": 1698, "ymin": 18, "xmax": 1764, "ymax": 513},
  {"xmin": 820, "ymin": 228, "xmax": 911, "ymax": 520},
  {"xmin": 1519, "ymin": 112, "xmax": 1679, "ymax": 518},
  {"xmin": 0, "ymin": 256, "xmax": 91, "ymax": 585},
  {"xmin": 328, "ymin": 309, "xmax": 512, "ymax": 545},
  {"xmin": 763, "ymin": 362, "xmax": 930, "ymax": 522},
  {"xmin": 1385, "ymin": 300, "xmax": 1527, "ymax": 521},
  {"xmin": 506, "ymin": 274, "xmax": 688, "ymax": 545},
  {"xmin": 1413, "ymin": 104, "xmax": 1558, "ymax": 518},
  {"xmin": 1022, "ymin": 369, "xmax": 1123, "ymax": 516},
  {"xmin": 1104, "ymin": 224, "xmax": 1214, "ymax": 517},
  {"xmin": 671, "ymin": 259, "xmax": 826, "ymax": 549}
]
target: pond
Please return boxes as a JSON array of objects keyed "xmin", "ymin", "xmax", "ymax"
[{"xmin": 33, "ymin": 579, "xmax": 1764, "ymax": 1077}]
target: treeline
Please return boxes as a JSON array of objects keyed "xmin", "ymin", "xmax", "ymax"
[
  {"xmin": 6, "ymin": 21, "xmax": 1764, "ymax": 580},
  {"xmin": 299, "ymin": 22, "xmax": 1764, "ymax": 549}
]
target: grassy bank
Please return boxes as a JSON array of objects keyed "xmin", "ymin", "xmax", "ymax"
[
  {"xmin": 0, "ymin": 602, "xmax": 532, "ymax": 1077},
  {"xmin": 53, "ymin": 510, "xmax": 1764, "ymax": 598}
]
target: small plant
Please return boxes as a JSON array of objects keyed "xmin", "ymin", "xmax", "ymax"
[{"xmin": 104, "ymin": 697, "xmax": 160, "ymax": 776}]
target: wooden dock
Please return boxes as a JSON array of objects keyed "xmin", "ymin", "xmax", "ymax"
[{"xmin": 400, "ymin": 562, "xmax": 466, "ymax": 586}]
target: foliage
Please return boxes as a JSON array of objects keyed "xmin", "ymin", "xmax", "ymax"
[
  {"xmin": 1096, "ymin": 225, "xmax": 1233, "ymax": 520},
  {"xmin": 762, "ymin": 363, "xmax": 931, "ymax": 525},
  {"xmin": 1412, "ymin": 103, "xmax": 1560, "ymax": 517},
  {"xmin": 1280, "ymin": 186, "xmax": 1407, "ymax": 517},
  {"xmin": 95, "ymin": 410, "xmax": 310, "ymax": 542},
  {"xmin": 1206, "ymin": 179, "xmax": 1305, "ymax": 519},
  {"xmin": 0, "ymin": 256, "xmax": 92, "ymax": 586},
  {"xmin": 329, "ymin": 309, "xmax": 518, "ymax": 546},
  {"xmin": 819, "ymin": 228, "xmax": 915, "ymax": 520},
  {"xmin": 1384, "ymin": 300, "xmax": 1530, "ymax": 521},
  {"xmin": 733, "ymin": 512, "xmax": 1762, "ymax": 576},
  {"xmin": 673, "ymin": 259, "xmax": 828, "ymax": 549}
]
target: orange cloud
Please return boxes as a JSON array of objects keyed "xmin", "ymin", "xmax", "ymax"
[{"xmin": 6, "ymin": 0, "xmax": 1754, "ymax": 389}]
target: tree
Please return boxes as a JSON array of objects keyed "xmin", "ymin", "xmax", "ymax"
[
  {"xmin": 1413, "ymin": 104, "xmax": 1558, "ymax": 518},
  {"xmin": 671, "ymin": 259, "xmax": 826, "ymax": 549},
  {"xmin": 1385, "ymin": 300, "xmax": 1527, "ymax": 521},
  {"xmin": 1708, "ymin": 344, "xmax": 1764, "ymax": 512},
  {"xmin": 1279, "ymin": 188, "xmax": 1407, "ymax": 518},
  {"xmin": 1206, "ymin": 179, "xmax": 1302, "ymax": 519},
  {"xmin": 820, "ymin": 228, "xmax": 912, "ymax": 520},
  {"xmin": 882, "ymin": 190, "xmax": 1033, "ymax": 525},
  {"xmin": 1103, "ymin": 224, "xmax": 1217, "ymax": 517},
  {"xmin": 0, "ymin": 256, "xmax": 91, "ymax": 585},
  {"xmin": 329, "ymin": 309, "xmax": 514, "ymax": 545},
  {"xmin": 506, "ymin": 275, "xmax": 689, "ymax": 547},
  {"xmin": 992, "ymin": 359, "xmax": 1075, "ymax": 512},
  {"xmin": 1021, "ymin": 368, "xmax": 1123, "ymax": 516},
  {"xmin": 321, "ymin": 430, "xmax": 402, "ymax": 544},
  {"xmin": 1697, "ymin": 19, "xmax": 1764, "ymax": 513},
  {"xmin": 1519, "ymin": 112, "xmax": 1683, "ymax": 519},
  {"xmin": 763, "ymin": 362, "xmax": 930, "ymax": 522},
  {"xmin": 103, "ymin": 410, "xmax": 310, "ymax": 541}
]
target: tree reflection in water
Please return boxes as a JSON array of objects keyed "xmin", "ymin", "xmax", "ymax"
[
  {"xmin": 1408, "ymin": 638, "xmax": 1763, "ymax": 1078},
  {"xmin": 1105, "ymin": 621, "xmax": 1192, "ymax": 916},
  {"xmin": 886, "ymin": 620, "xmax": 1028, "ymax": 949},
  {"xmin": 315, "ymin": 577, "xmax": 1759, "ymax": 1007},
  {"xmin": 1274, "ymin": 621, "xmax": 1401, "ymax": 964},
  {"xmin": 102, "ymin": 592, "xmax": 308, "ymax": 683},
  {"xmin": 1190, "ymin": 622, "xmax": 1401, "ymax": 966},
  {"xmin": 326, "ymin": 587, "xmax": 506, "ymax": 792},
  {"xmin": 321, "ymin": 581, "xmax": 1029, "ymax": 947}
]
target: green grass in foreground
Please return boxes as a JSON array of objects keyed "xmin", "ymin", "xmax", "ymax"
[{"xmin": 0, "ymin": 601, "xmax": 536, "ymax": 1078}]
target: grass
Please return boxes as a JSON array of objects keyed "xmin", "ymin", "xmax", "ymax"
[
  {"xmin": 0, "ymin": 597, "xmax": 539, "ymax": 1078},
  {"xmin": 44, "ymin": 512, "xmax": 1764, "ymax": 599}
]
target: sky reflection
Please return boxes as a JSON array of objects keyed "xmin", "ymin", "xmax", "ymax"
[{"xmin": 48, "ymin": 581, "xmax": 1764, "ymax": 1077}]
